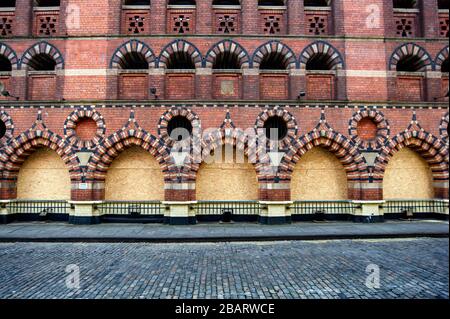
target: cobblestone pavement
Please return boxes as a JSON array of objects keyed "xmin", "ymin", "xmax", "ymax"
[{"xmin": 0, "ymin": 238, "xmax": 448, "ymax": 299}]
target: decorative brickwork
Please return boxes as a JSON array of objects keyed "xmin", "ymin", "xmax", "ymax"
[
  {"xmin": 0, "ymin": 12, "xmax": 13, "ymax": 37},
  {"xmin": 305, "ymin": 9, "xmax": 331, "ymax": 35},
  {"xmin": 438, "ymin": 13, "xmax": 449, "ymax": 37},
  {"xmin": 64, "ymin": 107, "xmax": 106, "ymax": 150},
  {"xmin": 299, "ymin": 41, "xmax": 344, "ymax": 70},
  {"xmin": 394, "ymin": 14, "xmax": 417, "ymax": 37},
  {"xmin": 122, "ymin": 10, "xmax": 150, "ymax": 35},
  {"xmin": 0, "ymin": 42, "xmax": 18, "ymax": 69},
  {"xmin": 348, "ymin": 109, "xmax": 390, "ymax": 151},
  {"xmin": 158, "ymin": 40, "xmax": 202, "ymax": 69},
  {"xmin": 0, "ymin": 110, "xmax": 13, "ymax": 147},
  {"xmin": 110, "ymin": 39, "xmax": 156, "ymax": 69},
  {"xmin": 168, "ymin": 9, "xmax": 195, "ymax": 35},
  {"xmin": 20, "ymin": 41, "xmax": 64, "ymax": 70},
  {"xmin": 259, "ymin": 9, "xmax": 285, "ymax": 35},
  {"xmin": 435, "ymin": 46, "xmax": 449, "ymax": 72},
  {"xmin": 34, "ymin": 10, "xmax": 60, "ymax": 37},
  {"xmin": 252, "ymin": 41, "xmax": 296, "ymax": 69},
  {"xmin": 440, "ymin": 112, "xmax": 449, "ymax": 144},
  {"xmin": 214, "ymin": 11, "xmax": 240, "ymax": 34},
  {"xmin": 158, "ymin": 107, "xmax": 201, "ymax": 148},
  {"xmin": 204, "ymin": 39, "xmax": 250, "ymax": 69},
  {"xmin": 389, "ymin": 43, "xmax": 433, "ymax": 71}
]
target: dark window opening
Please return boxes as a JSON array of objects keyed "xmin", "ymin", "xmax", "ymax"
[
  {"xmin": 213, "ymin": 51, "xmax": 240, "ymax": 69},
  {"xmin": 0, "ymin": 56, "xmax": 12, "ymax": 72},
  {"xmin": 124, "ymin": 0, "xmax": 150, "ymax": 5},
  {"xmin": 27, "ymin": 54, "xmax": 57, "ymax": 71},
  {"xmin": 35, "ymin": 0, "xmax": 60, "ymax": 6},
  {"xmin": 0, "ymin": 120, "xmax": 6, "ymax": 139},
  {"xmin": 306, "ymin": 53, "xmax": 334, "ymax": 70},
  {"xmin": 119, "ymin": 52, "xmax": 149, "ymax": 69},
  {"xmin": 258, "ymin": 0, "xmax": 284, "ymax": 6},
  {"xmin": 396, "ymin": 55, "xmax": 425, "ymax": 72},
  {"xmin": 166, "ymin": 51, "xmax": 195, "ymax": 69},
  {"xmin": 438, "ymin": 0, "xmax": 449, "ymax": 9},
  {"xmin": 0, "ymin": 0, "xmax": 16, "ymax": 7},
  {"xmin": 304, "ymin": 0, "xmax": 329, "ymax": 7},
  {"xmin": 168, "ymin": 0, "xmax": 196, "ymax": 5},
  {"xmin": 213, "ymin": 0, "xmax": 240, "ymax": 5},
  {"xmin": 393, "ymin": 0, "xmax": 417, "ymax": 9},
  {"xmin": 259, "ymin": 52, "xmax": 288, "ymax": 70},
  {"xmin": 167, "ymin": 116, "xmax": 193, "ymax": 141},
  {"xmin": 442, "ymin": 59, "xmax": 449, "ymax": 73},
  {"xmin": 263, "ymin": 116, "xmax": 288, "ymax": 141}
]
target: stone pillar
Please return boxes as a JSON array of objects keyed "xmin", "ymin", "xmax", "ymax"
[
  {"xmin": 196, "ymin": 68, "xmax": 213, "ymax": 100},
  {"xmin": 353, "ymin": 200, "xmax": 385, "ymax": 223},
  {"xmin": 243, "ymin": 68, "xmax": 259, "ymax": 100},
  {"xmin": 68, "ymin": 201, "xmax": 101, "ymax": 225},
  {"xmin": 241, "ymin": 0, "xmax": 258, "ymax": 34},
  {"xmin": 259, "ymin": 201, "xmax": 292, "ymax": 225},
  {"xmin": 163, "ymin": 201, "xmax": 197, "ymax": 225}
]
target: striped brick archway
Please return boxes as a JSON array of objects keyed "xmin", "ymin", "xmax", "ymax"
[
  {"xmin": 110, "ymin": 39, "xmax": 157, "ymax": 69},
  {"xmin": 252, "ymin": 40, "xmax": 297, "ymax": 69},
  {"xmin": 298, "ymin": 40, "xmax": 345, "ymax": 70},
  {"xmin": 158, "ymin": 40, "xmax": 203, "ymax": 69},
  {"xmin": 0, "ymin": 42, "xmax": 19, "ymax": 70},
  {"xmin": 204, "ymin": 39, "xmax": 251, "ymax": 69},
  {"xmin": 20, "ymin": 41, "xmax": 65, "ymax": 70}
]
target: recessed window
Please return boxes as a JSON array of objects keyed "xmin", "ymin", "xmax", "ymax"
[
  {"xmin": 0, "ymin": 56, "xmax": 12, "ymax": 72},
  {"xmin": 306, "ymin": 53, "xmax": 334, "ymax": 71},
  {"xmin": 304, "ymin": 0, "xmax": 330, "ymax": 7},
  {"xmin": 213, "ymin": 0, "xmax": 240, "ymax": 5},
  {"xmin": 0, "ymin": 120, "xmax": 6, "ymax": 139},
  {"xmin": 263, "ymin": 116, "xmax": 288, "ymax": 141},
  {"xmin": 166, "ymin": 52, "xmax": 195, "ymax": 69},
  {"xmin": 442, "ymin": 59, "xmax": 449, "ymax": 73},
  {"xmin": 34, "ymin": 0, "xmax": 60, "ymax": 7},
  {"xmin": 124, "ymin": 0, "xmax": 150, "ymax": 5},
  {"xmin": 396, "ymin": 55, "xmax": 425, "ymax": 72},
  {"xmin": 438, "ymin": 0, "xmax": 449, "ymax": 9},
  {"xmin": 119, "ymin": 52, "xmax": 149, "ymax": 69},
  {"xmin": 258, "ymin": 0, "xmax": 284, "ymax": 6},
  {"xmin": 27, "ymin": 54, "xmax": 57, "ymax": 71},
  {"xmin": 393, "ymin": 0, "xmax": 417, "ymax": 9},
  {"xmin": 213, "ymin": 51, "xmax": 240, "ymax": 69},
  {"xmin": 259, "ymin": 52, "xmax": 288, "ymax": 70},
  {"xmin": 0, "ymin": 0, "xmax": 16, "ymax": 7},
  {"xmin": 168, "ymin": 0, "xmax": 196, "ymax": 5},
  {"xmin": 167, "ymin": 116, "xmax": 193, "ymax": 141}
]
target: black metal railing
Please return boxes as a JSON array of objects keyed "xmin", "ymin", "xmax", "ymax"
[
  {"xmin": 383, "ymin": 200, "xmax": 448, "ymax": 215},
  {"xmin": 194, "ymin": 201, "xmax": 261, "ymax": 216},
  {"xmin": 6, "ymin": 200, "xmax": 71, "ymax": 215},
  {"xmin": 290, "ymin": 200, "xmax": 356, "ymax": 215},
  {"xmin": 97, "ymin": 201, "xmax": 164, "ymax": 216}
]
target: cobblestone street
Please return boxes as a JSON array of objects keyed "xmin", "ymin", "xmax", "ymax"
[{"xmin": 0, "ymin": 238, "xmax": 448, "ymax": 299}]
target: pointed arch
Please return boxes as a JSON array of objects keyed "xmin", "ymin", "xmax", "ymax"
[
  {"xmin": 298, "ymin": 41, "xmax": 345, "ymax": 70},
  {"xmin": 435, "ymin": 46, "xmax": 449, "ymax": 72},
  {"xmin": 204, "ymin": 39, "xmax": 250, "ymax": 69},
  {"xmin": 110, "ymin": 39, "xmax": 156, "ymax": 69},
  {"xmin": 388, "ymin": 43, "xmax": 433, "ymax": 72},
  {"xmin": 20, "ymin": 41, "xmax": 64, "ymax": 70},
  {"xmin": 158, "ymin": 40, "xmax": 203, "ymax": 69},
  {"xmin": 252, "ymin": 41, "xmax": 297, "ymax": 70},
  {"xmin": 0, "ymin": 42, "xmax": 19, "ymax": 70}
]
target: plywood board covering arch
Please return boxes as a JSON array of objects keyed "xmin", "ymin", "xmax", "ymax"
[
  {"xmin": 291, "ymin": 147, "xmax": 348, "ymax": 200},
  {"xmin": 196, "ymin": 145, "xmax": 259, "ymax": 201},
  {"xmin": 17, "ymin": 148, "xmax": 71, "ymax": 200},
  {"xmin": 105, "ymin": 146, "xmax": 165, "ymax": 201},
  {"xmin": 383, "ymin": 147, "xmax": 434, "ymax": 200}
]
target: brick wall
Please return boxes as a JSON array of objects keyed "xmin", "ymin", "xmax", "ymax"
[{"xmin": 306, "ymin": 74, "xmax": 335, "ymax": 100}]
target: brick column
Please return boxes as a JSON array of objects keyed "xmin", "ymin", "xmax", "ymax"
[
  {"xmin": 196, "ymin": 68, "xmax": 213, "ymax": 100},
  {"xmin": 331, "ymin": 0, "xmax": 345, "ymax": 36},
  {"xmin": 425, "ymin": 71, "xmax": 443, "ymax": 102},
  {"xmin": 336, "ymin": 69, "xmax": 348, "ymax": 101},
  {"xmin": 383, "ymin": 0, "xmax": 396, "ymax": 37},
  {"xmin": 151, "ymin": 0, "xmax": 167, "ymax": 34},
  {"xmin": 10, "ymin": 70, "xmax": 27, "ymax": 101},
  {"xmin": 386, "ymin": 71, "xmax": 397, "ymax": 101},
  {"xmin": 105, "ymin": 69, "xmax": 119, "ymax": 100},
  {"xmin": 196, "ymin": 1, "xmax": 212, "ymax": 34},
  {"xmin": 148, "ymin": 68, "xmax": 166, "ymax": 100},
  {"xmin": 241, "ymin": 0, "xmax": 258, "ymax": 34},
  {"xmin": 289, "ymin": 69, "xmax": 304, "ymax": 100},
  {"xmin": 287, "ymin": 0, "xmax": 304, "ymax": 35},
  {"xmin": 14, "ymin": 0, "xmax": 33, "ymax": 36},
  {"xmin": 420, "ymin": 0, "xmax": 439, "ymax": 38},
  {"xmin": 243, "ymin": 69, "xmax": 259, "ymax": 100}
]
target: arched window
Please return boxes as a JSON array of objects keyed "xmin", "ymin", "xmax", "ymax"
[
  {"xmin": 306, "ymin": 53, "xmax": 335, "ymax": 71},
  {"xmin": 393, "ymin": 0, "xmax": 417, "ymax": 8},
  {"xmin": 118, "ymin": 52, "xmax": 149, "ymax": 69},
  {"xmin": 438, "ymin": 0, "xmax": 449, "ymax": 9},
  {"xmin": 213, "ymin": 0, "xmax": 240, "ymax": 4},
  {"xmin": 166, "ymin": 52, "xmax": 195, "ymax": 69},
  {"xmin": 34, "ymin": 0, "xmax": 60, "ymax": 6},
  {"xmin": 396, "ymin": 55, "xmax": 425, "ymax": 72},
  {"xmin": 263, "ymin": 116, "xmax": 288, "ymax": 141},
  {"xmin": 442, "ymin": 58, "xmax": 449, "ymax": 73},
  {"xmin": 260, "ymin": 52, "xmax": 289, "ymax": 70},
  {"xmin": 168, "ymin": 0, "xmax": 196, "ymax": 5},
  {"xmin": 0, "ymin": 0, "xmax": 16, "ymax": 7},
  {"xmin": 124, "ymin": 0, "xmax": 150, "ymax": 4},
  {"xmin": 27, "ymin": 54, "xmax": 57, "ymax": 71},
  {"xmin": 258, "ymin": 0, "xmax": 284, "ymax": 6},
  {"xmin": 213, "ymin": 51, "xmax": 240, "ymax": 69},
  {"xmin": 304, "ymin": 0, "xmax": 330, "ymax": 6},
  {"xmin": 0, "ymin": 55, "xmax": 12, "ymax": 72}
]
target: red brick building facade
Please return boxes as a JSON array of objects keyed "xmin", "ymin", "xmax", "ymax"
[{"xmin": 0, "ymin": 0, "xmax": 448, "ymax": 224}]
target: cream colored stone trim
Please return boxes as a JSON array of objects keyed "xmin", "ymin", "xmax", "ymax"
[
  {"xmin": 196, "ymin": 68, "xmax": 213, "ymax": 76},
  {"xmin": 259, "ymin": 183, "xmax": 290, "ymax": 190},
  {"xmin": 164, "ymin": 183, "xmax": 196, "ymax": 190}
]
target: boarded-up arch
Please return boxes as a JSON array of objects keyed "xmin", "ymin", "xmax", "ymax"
[
  {"xmin": 383, "ymin": 147, "xmax": 434, "ymax": 199},
  {"xmin": 196, "ymin": 145, "xmax": 258, "ymax": 200},
  {"xmin": 291, "ymin": 147, "xmax": 348, "ymax": 200},
  {"xmin": 105, "ymin": 146, "xmax": 164, "ymax": 201},
  {"xmin": 17, "ymin": 148, "xmax": 71, "ymax": 200}
]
